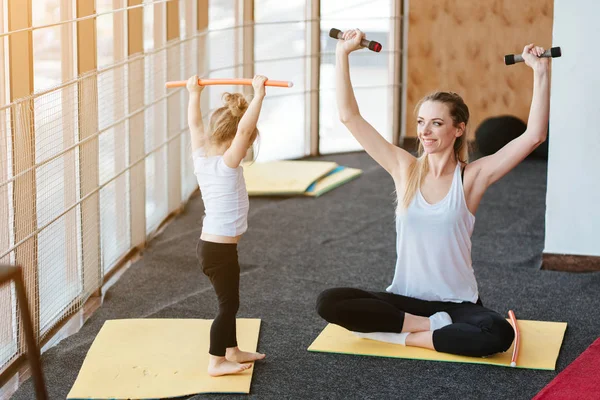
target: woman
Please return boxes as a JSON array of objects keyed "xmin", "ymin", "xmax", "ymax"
[{"xmin": 316, "ymin": 29, "xmax": 549, "ymax": 357}]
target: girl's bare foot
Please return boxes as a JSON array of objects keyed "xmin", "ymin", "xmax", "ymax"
[
  {"xmin": 207, "ymin": 355, "xmax": 252, "ymax": 377},
  {"xmin": 226, "ymin": 346, "xmax": 266, "ymax": 363}
]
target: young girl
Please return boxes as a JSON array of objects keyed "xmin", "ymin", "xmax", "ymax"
[{"xmin": 187, "ymin": 74, "xmax": 267, "ymax": 376}]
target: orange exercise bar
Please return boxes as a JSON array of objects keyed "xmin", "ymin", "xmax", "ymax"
[
  {"xmin": 165, "ymin": 78, "xmax": 293, "ymax": 89},
  {"xmin": 508, "ymin": 310, "xmax": 520, "ymax": 367}
]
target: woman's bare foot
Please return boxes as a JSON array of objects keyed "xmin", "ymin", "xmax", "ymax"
[
  {"xmin": 405, "ymin": 331, "xmax": 435, "ymax": 350},
  {"xmin": 225, "ymin": 346, "xmax": 266, "ymax": 363},
  {"xmin": 402, "ymin": 313, "xmax": 431, "ymax": 332},
  {"xmin": 207, "ymin": 355, "xmax": 252, "ymax": 377}
]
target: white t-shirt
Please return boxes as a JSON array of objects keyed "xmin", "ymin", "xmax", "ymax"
[
  {"xmin": 193, "ymin": 148, "xmax": 249, "ymax": 237},
  {"xmin": 387, "ymin": 163, "xmax": 479, "ymax": 303}
]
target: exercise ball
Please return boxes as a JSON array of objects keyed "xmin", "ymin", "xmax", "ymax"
[
  {"xmin": 475, "ymin": 115, "xmax": 526, "ymax": 156},
  {"xmin": 475, "ymin": 115, "xmax": 549, "ymax": 160}
]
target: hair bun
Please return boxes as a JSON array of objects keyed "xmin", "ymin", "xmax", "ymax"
[{"xmin": 222, "ymin": 92, "xmax": 248, "ymax": 117}]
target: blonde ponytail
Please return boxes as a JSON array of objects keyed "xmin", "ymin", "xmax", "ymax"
[
  {"xmin": 223, "ymin": 92, "xmax": 247, "ymax": 117},
  {"xmin": 208, "ymin": 92, "xmax": 254, "ymax": 147}
]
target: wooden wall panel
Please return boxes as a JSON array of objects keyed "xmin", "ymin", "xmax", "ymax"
[{"xmin": 405, "ymin": 0, "xmax": 554, "ymax": 139}]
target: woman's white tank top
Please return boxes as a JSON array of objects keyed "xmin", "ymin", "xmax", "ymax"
[{"xmin": 386, "ymin": 164, "xmax": 479, "ymax": 303}]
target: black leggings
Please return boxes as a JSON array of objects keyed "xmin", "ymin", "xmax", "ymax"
[
  {"xmin": 197, "ymin": 239, "xmax": 240, "ymax": 357},
  {"xmin": 316, "ymin": 287, "xmax": 515, "ymax": 357}
]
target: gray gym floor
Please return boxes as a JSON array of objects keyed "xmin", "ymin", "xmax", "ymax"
[{"xmin": 13, "ymin": 152, "xmax": 600, "ymax": 400}]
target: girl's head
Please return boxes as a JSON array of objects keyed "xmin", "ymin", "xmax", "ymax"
[
  {"xmin": 415, "ymin": 91, "xmax": 469, "ymax": 163},
  {"xmin": 208, "ymin": 92, "xmax": 259, "ymax": 148}
]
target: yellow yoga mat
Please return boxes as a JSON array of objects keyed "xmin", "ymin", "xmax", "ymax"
[
  {"xmin": 308, "ymin": 320, "xmax": 567, "ymax": 370},
  {"xmin": 67, "ymin": 318, "xmax": 261, "ymax": 399},
  {"xmin": 243, "ymin": 160, "xmax": 338, "ymax": 195}
]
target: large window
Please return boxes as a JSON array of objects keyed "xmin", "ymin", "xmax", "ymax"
[
  {"xmin": 207, "ymin": 0, "xmax": 238, "ymax": 117},
  {"xmin": 179, "ymin": 0, "xmax": 198, "ymax": 202},
  {"xmin": 32, "ymin": 0, "xmax": 80, "ymax": 336},
  {"xmin": 144, "ymin": 0, "xmax": 168, "ymax": 234},
  {"xmin": 254, "ymin": 0, "xmax": 307, "ymax": 161},
  {"xmin": 319, "ymin": 0, "xmax": 393, "ymax": 153},
  {"xmin": 97, "ymin": 0, "xmax": 131, "ymax": 273}
]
